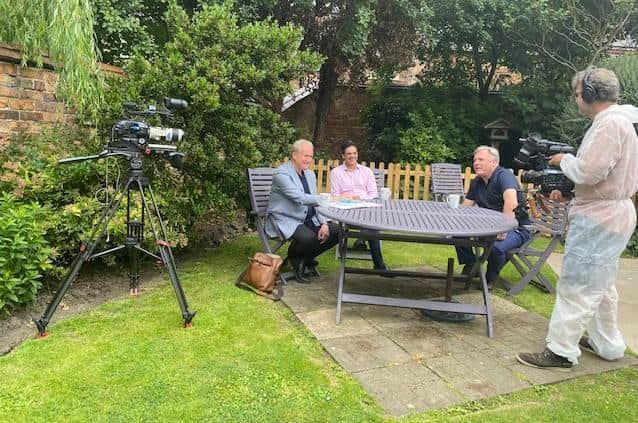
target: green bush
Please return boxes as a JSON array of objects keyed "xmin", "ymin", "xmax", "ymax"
[
  {"xmin": 0, "ymin": 193, "xmax": 53, "ymax": 312},
  {"xmin": 99, "ymin": 3, "xmax": 322, "ymax": 229},
  {"xmin": 362, "ymin": 85, "xmax": 501, "ymax": 166}
]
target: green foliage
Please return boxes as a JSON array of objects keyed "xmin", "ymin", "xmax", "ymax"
[
  {"xmin": 397, "ymin": 113, "xmax": 455, "ymax": 164},
  {"xmin": 554, "ymin": 53, "xmax": 638, "ymax": 145},
  {"xmin": 103, "ymin": 3, "xmax": 322, "ymax": 222},
  {"xmin": 420, "ymin": 0, "xmax": 525, "ymax": 98},
  {"xmin": 627, "ymin": 229, "xmax": 638, "ymax": 257},
  {"xmin": 91, "ymin": 0, "xmax": 160, "ymax": 65},
  {"xmin": 0, "ymin": 193, "xmax": 53, "ymax": 312},
  {"xmin": 363, "ymin": 85, "xmax": 500, "ymax": 165},
  {"xmin": 0, "ymin": 0, "xmax": 104, "ymax": 120}
]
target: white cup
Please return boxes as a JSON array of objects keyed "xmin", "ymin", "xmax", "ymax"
[
  {"xmin": 319, "ymin": 192, "xmax": 331, "ymax": 206},
  {"xmin": 447, "ymin": 194, "xmax": 460, "ymax": 209},
  {"xmin": 380, "ymin": 187, "xmax": 391, "ymax": 201}
]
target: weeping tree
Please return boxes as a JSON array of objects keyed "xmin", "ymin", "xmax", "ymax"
[{"xmin": 0, "ymin": 0, "xmax": 104, "ymax": 120}]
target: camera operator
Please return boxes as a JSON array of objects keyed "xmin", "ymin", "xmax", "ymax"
[
  {"xmin": 456, "ymin": 146, "xmax": 531, "ymax": 287},
  {"xmin": 518, "ymin": 67, "xmax": 638, "ymax": 370}
]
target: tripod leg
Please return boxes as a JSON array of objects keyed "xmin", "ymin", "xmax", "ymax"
[
  {"xmin": 126, "ymin": 221, "xmax": 143, "ymax": 295},
  {"xmin": 135, "ymin": 180, "xmax": 196, "ymax": 327},
  {"xmin": 33, "ymin": 183, "xmax": 128, "ymax": 336}
]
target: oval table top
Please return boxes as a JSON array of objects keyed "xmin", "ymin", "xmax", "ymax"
[{"xmin": 318, "ymin": 199, "xmax": 518, "ymax": 238}]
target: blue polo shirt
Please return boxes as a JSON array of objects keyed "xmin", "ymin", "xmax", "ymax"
[{"xmin": 466, "ymin": 166, "xmax": 530, "ymax": 226}]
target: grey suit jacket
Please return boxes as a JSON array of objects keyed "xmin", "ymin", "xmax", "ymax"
[{"xmin": 265, "ymin": 161, "xmax": 327, "ymax": 240}]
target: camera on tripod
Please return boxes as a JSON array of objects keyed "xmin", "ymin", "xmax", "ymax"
[
  {"xmin": 33, "ymin": 96, "xmax": 196, "ymax": 337},
  {"xmin": 513, "ymin": 133, "xmax": 575, "ymax": 196},
  {"xmin": 60, "ymin": 97, "xmax": 188, "ymax": 169}
]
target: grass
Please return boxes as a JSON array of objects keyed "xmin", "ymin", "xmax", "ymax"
[{"xmin": 0, "ymin": 235, "xmax": 636, "ymax": 422}]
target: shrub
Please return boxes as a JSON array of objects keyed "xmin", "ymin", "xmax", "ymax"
[
  {"xmin": 0, "ymin": 193, "xmax": 53, "ymax": 312},
  {"xmin": 362, "ymin": 85, "xmax": 501, "ymax": 166},
  {"xmin": 100, "ymin": 3, "xmax": 322, "ymax": 228}
]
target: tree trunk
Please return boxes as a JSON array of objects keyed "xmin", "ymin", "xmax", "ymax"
[{"xmin": 313, "ymin": 57, "xmax": 339, "ymax": 147}]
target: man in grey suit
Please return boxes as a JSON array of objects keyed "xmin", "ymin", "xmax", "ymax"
[{"xmin": 266, "ymin": 139, "xmax": 339, "ymax": 283}]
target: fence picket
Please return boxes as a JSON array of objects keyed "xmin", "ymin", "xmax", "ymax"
[{"xmin": 268, "ymin": 158, "xmax": 637, "ymax": 204}]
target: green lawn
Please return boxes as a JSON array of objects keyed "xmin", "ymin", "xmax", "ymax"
[{"xmin": 0, "ymin": 236, "xmax": 636, "ymax": 422}]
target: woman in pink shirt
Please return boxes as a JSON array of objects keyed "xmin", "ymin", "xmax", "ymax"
[{"xmin": 330, "ymin": 140, "xmax": 387, "ymax": 270}]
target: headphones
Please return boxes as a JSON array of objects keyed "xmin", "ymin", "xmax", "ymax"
[{"xmin": 581, "ymin": 70, "xmax": 598, "ymax": 103}]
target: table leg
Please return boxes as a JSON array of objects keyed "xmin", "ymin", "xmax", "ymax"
[
  {"xmin": 477, "ymin": 239, "xmax": 496, "ymax": 337},
  {"xmin": 335, "ymin": 223, "xmax": 347, "ymax": 325}
]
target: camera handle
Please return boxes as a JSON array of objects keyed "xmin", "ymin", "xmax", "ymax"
[{"xmin": 33, "ymin": 158, "xmax": 196, "ymax": 337}]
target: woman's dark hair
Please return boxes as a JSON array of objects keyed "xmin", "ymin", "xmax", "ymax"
[{"xmin": 340, "ymin": 139, "xmax": 357, "ymax": 154}]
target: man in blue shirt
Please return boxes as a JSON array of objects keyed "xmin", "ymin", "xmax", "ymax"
[{"xmin": 456, "ymin": 146, "xmax": 531, "ymax": 286}]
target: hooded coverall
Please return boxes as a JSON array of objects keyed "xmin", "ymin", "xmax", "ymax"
[{"xmin": 546, "ymin": 104, "xmax": 638, "ymax": 363}]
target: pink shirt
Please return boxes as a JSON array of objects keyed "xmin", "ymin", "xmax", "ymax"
[{"xmin": 330, "ymin": 163, "xmax": 378, "ymax": 200}]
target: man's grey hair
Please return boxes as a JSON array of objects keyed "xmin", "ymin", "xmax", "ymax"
[
  {"xmin": 571, "ymin": 67, "xmax": 620, "ymax": 103},
  {"xmin": 473, "ymin": 145, "xmax": 500, "ymax": 164},
  {"xmin": 290, "ymin": 139, "xmax": 313, "ymax": 156}
]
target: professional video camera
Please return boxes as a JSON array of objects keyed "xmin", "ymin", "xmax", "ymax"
[
  {"xmin": 60, "ymin": 97, "xmax": 188, "ymax": 169},
  {"xmin": 513, "ymin": 133, "xmax": 575, "ymax": 196}
]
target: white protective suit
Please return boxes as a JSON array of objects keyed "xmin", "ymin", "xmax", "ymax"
[{"xmin": 546, "ymin": 104, "xmax": 638, "ymax": 364}]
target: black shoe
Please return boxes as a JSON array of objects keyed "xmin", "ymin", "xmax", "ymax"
[
  {"xmin": 462, "ymin": 264, "xmax": 475, "ymax": 276},
  {"xmin": 353, "ymin": 239, "xmax": 368, "ymax": 251},
  {"xmin": 304, "ymin": 259, "xmax": 320, "ymax": 277},
  {"xmin": 516, "ymin": 348, "xmax": 573, "ymax": 371},
  {"xmin": 290, "ymin": 256, "xmax": 310, "ymax": 284},
  {"xmin": 374, "ymin": 265, "xmax": 395, "ymax": 278}
]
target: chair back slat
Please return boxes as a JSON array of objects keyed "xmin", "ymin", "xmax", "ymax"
[
  {"xmin": 248, "ymin": 167, "xmax": 275, "ymax": 217},
  {"xmin": 372, "ymin": 168, "xmax": 385, "ymax": 194},
  {"xmin": 431, "ymin": 163, "xmax": 465, "ymax": 200}
]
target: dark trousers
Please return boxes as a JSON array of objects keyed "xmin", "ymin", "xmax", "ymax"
[
  {"xmin": 455, "ymin": 228, "xmax": 531, "ymax": 283},
  {"xmin": 361, "ymin": 229, "xmax": 385, "ymax": 269},
  {"xmin": 288, "ymin": 221, "xmax": 339, "ymax": 264}
]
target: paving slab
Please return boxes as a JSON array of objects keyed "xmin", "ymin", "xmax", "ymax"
[{"xmin": 282, "ymin": 266, "xmax": 638, "ymax": 416}]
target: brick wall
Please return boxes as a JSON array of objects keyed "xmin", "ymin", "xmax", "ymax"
[
  {"xmin": 282, "ymin": 85, "xmax": 374, "ymax": 159},
  {"xmin": 0, "ymin": 43, "xmax": 123, "ymax": 148}
]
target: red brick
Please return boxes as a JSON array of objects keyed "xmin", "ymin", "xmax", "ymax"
[
  {"xmin": 18, "ymin": 78, "xmax": 35, "ymax": 89},
  {"xmin": 43, "ymin": 72, "xmax": 59, "ymax": 83},
  {"xmin": 33, "ymin": 80, "xmax": 45, "ymax": 91},
  {"xmin": 0, "ymin": 86, "xmax": 19, "ymax": 98},
  {"xmin": 0, "ymin": 110, "xmax": 20, "ymax": 120},
  {"xmin": 0, "ymin": 120, "xmax": 23, "ymax": 132},
  {"xmin": 17, "ymin": 66, "xmax": 47, "ymax": 79},
  {"xmin": 44, "ymin": 81, "xmax": 58, "ymax": 92},
  {"xmin": 42, "ymin": 92, "xmax": 57, "ymax": 102},
  {"xmin": 19, "ymin": 111, "xmax": 43, "ymax": 121},
  {"xmin": 34, "ymin": 102, "xmax": 60, "ymax": 113},
  {"xmin": 8, "ymin": 98, "xmax": 34, "ymax": 110},
  {"xmin": 42, "ymin": 112, "xmax": 64, "ymax": 122},
  {"xmin": 0, "ymin": 62, "xmax": 17, "ymax": 76},
  {"xmin": 20, "ymin": 89, "xmax": 44, "ymax": 101},
  {"xmin": 0, "ymin": 74, "xmax": 17, "ymax": 87},
  {"xmin": 0, "ymin": 98, "xmax": 7, "ymax": 108}
]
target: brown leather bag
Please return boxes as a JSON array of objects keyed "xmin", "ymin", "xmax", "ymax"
[{"xmin": 236, "ymin": 252, "xmax": 284, "ymax": 300}]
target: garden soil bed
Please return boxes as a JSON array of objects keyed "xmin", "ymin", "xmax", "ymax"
[{"xmin": 0, "ymin": 264, "xmax": 167, "ymax": 356}]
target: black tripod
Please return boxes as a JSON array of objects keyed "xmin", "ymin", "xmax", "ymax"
[{"xmin": 34, "ymin": 153, "xmax": 196, "ymax": 336}]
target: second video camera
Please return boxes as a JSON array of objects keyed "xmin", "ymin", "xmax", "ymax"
[{"xmin": 514, "ymin": 133, "xmax": 575, "ymax": 196}]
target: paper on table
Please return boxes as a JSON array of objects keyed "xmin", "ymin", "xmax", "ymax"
[{"xmin": 324, "ymin": 199, "xmax": 382, "ymax": 210}]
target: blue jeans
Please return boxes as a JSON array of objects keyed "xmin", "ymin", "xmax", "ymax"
[{"xmin": 455, "ymin": 228, "xmax": 531, "ymax": 283}]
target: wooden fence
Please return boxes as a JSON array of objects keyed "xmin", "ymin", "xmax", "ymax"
[
  {"xmin": 272, "ymin": 159, "xmax": 638, "ymax": 206},
  {"xmin": 273, "ymin": 159, "xmax": 532, "ymax": 199}
]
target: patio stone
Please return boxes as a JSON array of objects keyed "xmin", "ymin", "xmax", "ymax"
[
  {"xmin": 353, "ymin": 362, "xmax": 463, "ymax": 416},
  {"xmin": 282, "ymin": 269, "xmax": 638, "ymax": 416},
  {"xmin": 323, "ymin": 333, "xmax": 411, "ymax": 372}
]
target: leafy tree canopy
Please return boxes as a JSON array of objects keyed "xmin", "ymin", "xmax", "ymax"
[{"xmin": 103, "ymin": 2, "xmax": 323, "ymax": 220}]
